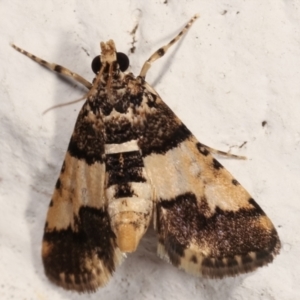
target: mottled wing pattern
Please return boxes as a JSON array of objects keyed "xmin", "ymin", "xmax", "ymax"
[
  {"xmin": 42, "ymin": 101, "xmax": 123, "ymax": 292},
  {"xmin": 140, "ymin": 84, "xmax": 280, "ymax": 278}
]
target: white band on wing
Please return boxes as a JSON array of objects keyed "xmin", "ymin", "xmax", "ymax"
[{"xmin": 105, "ymin": 140, "xmax": 139, "ymax": 154}]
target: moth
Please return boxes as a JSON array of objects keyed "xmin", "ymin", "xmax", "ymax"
[{"xmin": 12, "ymin": 14, "xmax": 280, "ymax": 293}]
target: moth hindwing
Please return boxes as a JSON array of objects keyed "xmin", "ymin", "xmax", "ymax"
[{"xmin": 12, "ymin": 14, "xmax": 280, "ymax": 293}]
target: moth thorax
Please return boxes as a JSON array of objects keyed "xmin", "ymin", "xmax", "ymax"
[{"xmin": 108, "ymin": 198, "xmax": 153, "ymax": 253}]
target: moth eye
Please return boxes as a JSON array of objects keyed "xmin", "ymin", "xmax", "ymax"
[
  {"xmin": 91, "ymin": 55, "xmax": 102, "ymax": 74},
  {"xmin": 116, "ymin": 52, "xmax": 129, "ymax": 72}
]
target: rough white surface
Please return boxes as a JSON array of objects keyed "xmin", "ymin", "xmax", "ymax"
[{"xmin": 0, "ymin": 0, "xmax": 299, "ymax": 299}]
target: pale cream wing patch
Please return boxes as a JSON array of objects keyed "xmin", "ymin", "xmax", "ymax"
[{"xmin": 144, "ymin": 136, "xmax": 280, "ymax": 278}]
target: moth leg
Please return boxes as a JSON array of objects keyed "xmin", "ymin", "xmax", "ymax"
[
  {"xmin": 198, "ymin": 142, "xmax": 246, "ymax": 160},
  {"xmin": 139, "ymin": 14, "xmax": 199, "ymax": 79},
  {"xmin": 11, "ymin": 44, "xmax": 93, "ymax": 90}
]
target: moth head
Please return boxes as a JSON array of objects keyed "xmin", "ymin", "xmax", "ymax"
[{"xmin": 91, "ymin": 40, "xmax": 129, "ymax": 74}]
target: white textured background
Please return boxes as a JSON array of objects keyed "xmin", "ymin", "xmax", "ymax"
[{"xmin": 1, "ymin": 1, "xmax": 299, "ymax": 299}]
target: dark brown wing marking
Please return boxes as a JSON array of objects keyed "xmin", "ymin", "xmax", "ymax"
[
  {"xmin": 43, "ymin": 206, "xmax": 122, "ymax": 292},
  {"xmin": 157, "ymin": 192, "xmax": 280, "ymax": 278}
]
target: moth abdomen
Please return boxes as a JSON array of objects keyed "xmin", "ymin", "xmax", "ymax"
[{"xmin": 105, "ymin": 145, "xmax": 153, "ymax": 253}]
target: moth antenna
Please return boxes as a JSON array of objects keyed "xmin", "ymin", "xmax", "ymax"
[
  {"xmin": 139, "ymin": 14, "xmax": 199, "ymax": 78},
  {"xmin": 11, "ymin": 43, "xmax": 93, "ymax": 89}
]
